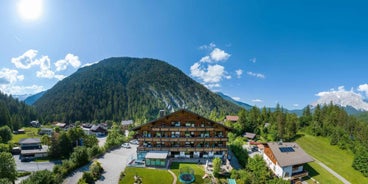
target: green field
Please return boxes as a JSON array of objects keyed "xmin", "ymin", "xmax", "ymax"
[
  {"xmin": 170, "ymin": 162, "xmax": 210, "ymax": 184},
  {"xmin": 296, "ymin": 133, "xmax": 368, "ymax": 184},
  {"xmin": 119, "ymin": 167, "xmax": 173, "ymax": 184},
  {"xmin": 303, "ymin": 162, "xmax": 343, "ymax": 184},
  {"xmin": 11, "ymin": 127, "xmax": 40, "ymax": 144}
]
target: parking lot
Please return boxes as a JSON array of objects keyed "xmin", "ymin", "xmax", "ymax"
[{"xmin": 13, "ymin": 155, "xmax": 56, "ymax": 172}]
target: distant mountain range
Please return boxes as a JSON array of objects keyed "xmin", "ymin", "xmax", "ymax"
[
  {"xmin": 32, "ymin": 57, "xmax": 241, "ymax": 122},
  {"xmin": 216, "ymin": 92, "xmax": 252, "ymax": 110},
  {"xmin": 311, "ymin": 89, "xmax": 368, "ymax": 114}
]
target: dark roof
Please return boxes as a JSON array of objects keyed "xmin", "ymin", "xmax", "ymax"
[
  {"xmin": 267, "ymin": 142, "xmax": 314, "ymax": 167},
  {"xmin": 132, "ymin": 109, "xmax": 233, "ymax": 131},
  {"xmin": 19, "ymin": 138, "xmax": 41, "ymax": 144},
  {"xmin": 90, "ymin": 125, "xmax": 107, "ymax": 132}
]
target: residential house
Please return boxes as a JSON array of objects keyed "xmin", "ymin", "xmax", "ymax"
[
  {"xmin": 263, "ymin": 142, "xmax": 314, "ymax": 181},
  {"xmin": 19, "ymin": 138, "xmax": 48, "ymax": 158},
  {"xmin": 121, "ymin": 120, "xmax": 134, "ymax": 130},
  {"xmin": 132, "ymin": 109, "xmax": 231, "ymax": 167},
  {"xmin": 30, "ymin": 120, "xmax": 40, "ymax": 127},
  {"xmin": 39, "ymin": 128, "xmax": 53, "ymax": 136}
]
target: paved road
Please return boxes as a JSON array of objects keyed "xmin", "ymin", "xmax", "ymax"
[
  {"xmin": 63, "ymin": 144, "xmax": 137, "ymax": 184},
  {"xmin": 314, "ymin": 158, "xmax": 351, "ymax": 184}
]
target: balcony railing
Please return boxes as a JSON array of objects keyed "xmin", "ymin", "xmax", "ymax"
[
  {"xmin": 151, "ymin": 126, "xmax": 216, "ymax": 131},
  {"xmin": 137, "ymin": 146, "xmax": 228, "ymax": 152},
  {"xmin": 290, "ymin": 171, "xmax": 309, "ymax": 180},
  {"xmin": 138, "ymin": 137, "xmax": 228, "ymax": 142}
]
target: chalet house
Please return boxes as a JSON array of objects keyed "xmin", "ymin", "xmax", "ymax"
[
  {"xmin": 263, "ymin": 142, "xmax": 314, "ymax": 181},
  {"xmin": 38, "ymin": 128, "xmax": 53, "ymax": 136},
  {"xmin": 132, "ymin": 109, "xmax": 231, "ymax": 167},
  {"xmin": 30, "ymin": 120, "xmax": 40, "ymax": 127},
  {"xmin": 121, "ymin": 120, "xmax": 134, "ymax": 130},
  {"xmin": 225, "ymin": 115, "xmax": 239, "ymax": 123},
  {"xmin": 90, "ymin": 125, "xmax": 108, "ymax": 136},
  {"xmin": 19, "ymin": 138, "xmax": 48, "ymax": 158}
]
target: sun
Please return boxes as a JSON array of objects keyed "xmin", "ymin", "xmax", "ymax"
[{"xmin": 17, "ymin": 0, "xmax": 43, "ymax": 21}]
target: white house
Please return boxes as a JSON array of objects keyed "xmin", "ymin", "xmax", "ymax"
[{"xmin": 263, "ymin": 142, "xmax": 314, "ymax": 181}]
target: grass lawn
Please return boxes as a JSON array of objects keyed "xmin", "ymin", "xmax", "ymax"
[
  {"xmin": 119, "ymin": 167, "xmax": 173, "ymax": 184},
  {"xmin": 170, "ymin": 162, "xmax": 211, "ymax": 184},
  {"xmin": 296, "ymin": 133, "xmax": 368, "ymax": 184},
  {"xmin": 11, "ymin": 127, "xmax": 40, "ymax": 144},
  {"xmin": 303, "ymin": 162, "xmax": 343, "ymax": 184}
]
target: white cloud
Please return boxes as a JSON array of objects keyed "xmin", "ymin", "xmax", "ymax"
[
  {"xmin": 11, "ymin": 49, "xmax": 39, "ymax": 69},
  {"xmin": 55, "ymin": 53, "xmax": 81, "ymax": 71},
  {"xmin": 82, "ymin": 61, "xmax": 99, "ymax": 68},
  {"xmin": 0, "ymin": 84, "xmax": 44, "ymax": 95},
  {"xmin": 54, "ymin": 75, "xmax": 66, "ymax": 80},
  {"xmin": 358, "ymin": 84, "xmax": 368, "ymax": 97},
  {"xmin": 200, "ymin": 56, "xmax": 211, "ymax": 63},
  {"xmin": 236, "ymin": 69, "xmax": 243, "ymax": 78},
  {"xmin": 232, "ymin": 97, "xmax": 241, "ymax": 101},
  {"xmin": 249, "ymin": 57, "xmax": 256, "ymax": 63},
  {"xmin": 210, "ymin": 48, "xmax": 230, "ymax": 62},
  {"xmin": 199, "ymin": 42, "xmax": 216, "ymax": 50},
  {"xmin": 293, "ymin": 104, "xmax": 299, "ymax": 107},
  {"xmin": 190, "ymin": 63, "xmax": 225, "ymax": 83},
  {"xmin": 247, "ymin": 71, "xmax": 265, "ymax": 79},
  {"xmin": 36, "ymin": 56, "xmax": 55, "ymax": 79},
  {"xmin": 0, "ymin": 68, "xmax": 24, "ymax": 84},
  {"xmin": 252, "ymin": 99, "xmax": 263, "ymax": 103}
]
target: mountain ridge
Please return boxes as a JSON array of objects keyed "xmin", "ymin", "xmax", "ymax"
[{"xmin": 34, "ymin": 57, "xmax": 241, "ymax": 123}]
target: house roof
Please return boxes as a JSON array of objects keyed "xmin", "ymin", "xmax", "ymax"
[
  {"xmin": 267, "ymin": 142, "xmax": 314, "ymax": 167},
  {"xmin": 19, "ymin": 138, "xmax": 41, "ymax": 144},
  {"xmin": 244, "ymin": 132, "xmax": 256, "ymax": 139},
  {"xmin": 132, "ymin": 109, "xmax": 233, "ymax": 131},
  {"xmin": 121, "ymin": 120, "xmax": 133, "ymax": 126},
  {"xmin": 90, "ymin": 125, "xmax": 107, "ymax": 132},
  {"xmin": 225, "ymin": 115, "xmax": 239, "ymax": 122},
  {"xmin": 145, "ymin": 151, "xmax": 168, "ymax": 159}
]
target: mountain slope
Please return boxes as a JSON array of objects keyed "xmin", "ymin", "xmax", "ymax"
[{"xmin": 34, "ymin": 57, "xmax": 241, "ymax": 122}]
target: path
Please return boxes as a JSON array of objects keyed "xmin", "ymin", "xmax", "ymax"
[
  {"xmin": 168, "ymin": 170, "xmax": 177, "ymax": 184},
  {"xmin": 314, "ymin": 158, "xmax": 351, "ymax": 184}
]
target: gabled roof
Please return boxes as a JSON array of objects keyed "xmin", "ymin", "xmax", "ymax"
[
  {"xmin": 267, "ymin": 142, "xmax": 314, "ymax": 167},
  {"xmin": 132, "ymin": 109, "xmax": 232, "ymax": 131},
  {"xmin": 244, "ymin": 132, "xmax": 256, "ymax": 139},
  {"xmin": 121, "ymin": 120, "xmax": 133, "ymax": 126},
  {"xmin": 90, "ymin": 125, "xmax": 107, "ymax": 132},
  {"xmin": 19, "ymin": 138, "xmax": 41, "ymax": 144},
  {"xmin": 225, "ymin": 115, "xmax": 239, "ymax": 122}
]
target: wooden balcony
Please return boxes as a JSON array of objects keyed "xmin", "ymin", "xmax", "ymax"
[
  {"xmin": 290, "ymin": 171, "xmax": 309, "ymax": 180},
  {"xmin": 138, "ymin": 137, "xmax": 228, "ymax": 142},
  {"xmin": 149, "ymin": 126, "xmax": 216, "ymax": 132}
]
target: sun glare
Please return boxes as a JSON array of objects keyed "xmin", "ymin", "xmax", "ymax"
[{"xmin": 17, "ymin": 0, "xmax": 43, "ymax": 21}]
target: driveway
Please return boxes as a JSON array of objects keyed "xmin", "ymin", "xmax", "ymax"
[
  {"xmin": 13, "ymin": 155, "xmax": 56, "ymax": 172},
  {"xmin": 63, "ymin": 144, "xmax": 138, "ymax": 184}
]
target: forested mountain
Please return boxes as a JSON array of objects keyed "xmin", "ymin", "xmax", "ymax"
[
  {"xmin": 34, "ymin": 57, "xmax": 241, "ymax": 123},
  {"xmin": 216, "ymin": 92, "xmax": 252, "ymax": 110},
  {"xmin": 0, "ymin": 92, "xmax": 38, "ymax": 130}
]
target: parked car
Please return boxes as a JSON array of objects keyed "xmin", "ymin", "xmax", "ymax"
[
  {"xmin": 129, "ymin": 139, "xmax": 139, "ymax": 145},
  {"xmin": 21, "ymin": 156, "xmax": 34, "ymax": 162},
  {"xmin": 121, "ymin": 143, "xmax": 131, "ymax": 148}
]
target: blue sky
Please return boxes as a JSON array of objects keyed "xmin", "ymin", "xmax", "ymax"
[{"xmin": 1, "ymin": 0, "xmax": 368, "ymax": 110}]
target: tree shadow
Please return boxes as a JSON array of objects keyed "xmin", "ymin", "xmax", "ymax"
[
  {"xmin": 303, "ymin": 163, "xmax": 319, "ymax": 178},
  {"xmin": 289, "ymin": 133, "xmax": 305, "ymax": 142}
]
